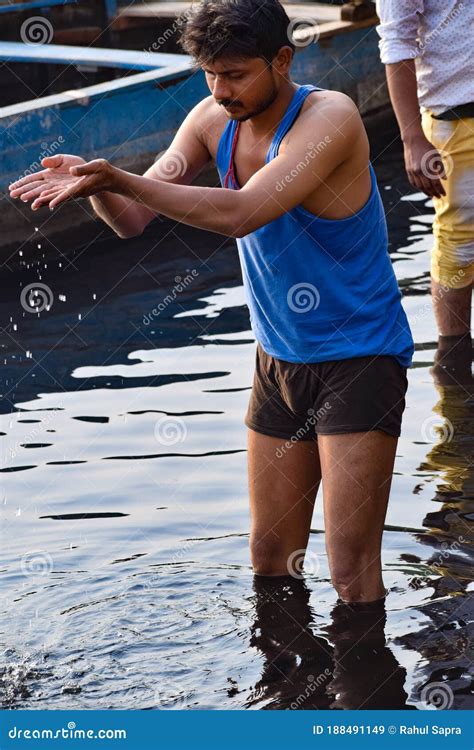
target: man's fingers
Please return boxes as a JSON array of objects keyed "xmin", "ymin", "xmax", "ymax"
[
  {"xmin": 408, "ymin": 172, "xmax": 426, "ymax": 195},
  {"xmin": 430, "ymin": 178, "xmax": 446, "ymax": 198},
  {"xmin": 69, "ymin": 159, "xmax": 104, "ymax": 177},
  {"xmin": 9, "ymin": 173, "xmax": 48, "ymax": 192},
  {"xmin": 41, "ymin": 155, "xmax": 64, "ymax": 168},
  {"xmin": 409, "ymin": 170, "xmax": 446, "ymax": 199},
  {"xmin": 48, "ymin": 188, "xmax": 75, "ymax": 209},
  {"xmin": 10, "ymin": 180, "xmax": 46, "ymax": 199},
  {"xmin": 31, "ymin": 189, "xmax": 64, "ymax": 210},
  {"xmin": 20, "ymin": 185, "xmax": 59, "ymax": 202},
  {"xmin": 49, "ymin": 176, "xmax": 90, "ymax": 208}
]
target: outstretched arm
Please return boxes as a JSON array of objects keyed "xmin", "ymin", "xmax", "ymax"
[
  {"xmin": 45, "ymin": 93, "xmax": 355, "ymax": 239},
  {"xmin": 9, "ymin": 96, "xmax": 213, "ymax": 239},
  {"xmin": 87, "ymin": 97, "xmax": 213, "ymax": 238}
]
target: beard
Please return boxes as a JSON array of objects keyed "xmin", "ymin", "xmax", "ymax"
[{"xmin": 224, "ymin": 77, "xmax": 279, "ymax": 122}]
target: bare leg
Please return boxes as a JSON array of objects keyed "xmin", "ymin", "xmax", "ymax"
[
  {"xmin": 247, "ymin": 429, "xmax": 322, "ymax": 576},
  {"xmin": 432, "ymin": 279, "xmax": 472, "ymax": 336},
  {"xmin": 317, "ymin": 430, "xmax": 398, "ymax": 603}
]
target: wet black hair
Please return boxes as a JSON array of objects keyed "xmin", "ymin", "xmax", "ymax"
[{"xmin": 178, "ymin": 0, "xmax": 295, "ymax": 67}]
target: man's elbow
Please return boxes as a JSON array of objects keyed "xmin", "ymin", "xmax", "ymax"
[
  {"xmin": 229, "ymin": 211, "xmax": 254, "ymax": 239},
  {"xmin": 116, "ymin": 224, "xmax": 144, "ymax": 240}
]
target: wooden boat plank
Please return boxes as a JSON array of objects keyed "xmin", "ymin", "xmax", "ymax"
[
  {"xmin": 113, "ymin": 2, "xmax": 377, "ymax": 37},
  {"xmin": 117, "ymin": 1, "xmax": 341, "ymax": 22},
  {"xmin": 0, "ymin": 41, "xmax": 186, "ymax": 71},
  {"xmin": 0, "ymin": 0, "xmax": 76, "ymax": 13}
]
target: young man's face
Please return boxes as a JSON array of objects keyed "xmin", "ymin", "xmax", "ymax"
[{"xmin": 203, "ymin": 55, "xmax": 280, "ymax": 121}]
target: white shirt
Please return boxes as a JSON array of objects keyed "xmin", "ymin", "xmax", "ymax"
[{"xmin": 375, "ymin": 0, "xmax": 474, "ymax": 115}]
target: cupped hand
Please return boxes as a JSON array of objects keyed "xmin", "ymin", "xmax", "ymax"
[{"xmin": 9, "ymin": 154, "xmax": 87, "ymax": 209}]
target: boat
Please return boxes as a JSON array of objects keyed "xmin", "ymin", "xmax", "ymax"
[
  {"xmin": 1, "ymin": 0, "xmax": 392, "ymax": 264},
  {"xmin": 0, "ymin": 42, "xmax": 208, "ymax": 263}
]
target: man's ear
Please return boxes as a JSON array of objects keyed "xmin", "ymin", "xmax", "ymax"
[{"xmin": 273, "ymin": 46, "xmax": 294, "ymax": 75}]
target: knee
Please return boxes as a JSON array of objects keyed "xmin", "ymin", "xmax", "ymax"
[
  {"xmin": 330, "ymin": 554, "xmax": 382, "ymax": 601},
  {"xmin": 250, "ymin": 535, "xmax": 292, "ymax": 576}
]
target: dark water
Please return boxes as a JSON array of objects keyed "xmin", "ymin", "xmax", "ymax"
[{"xmin": 1, "ymin": 141, "xmax": 473, "ymax": 710}]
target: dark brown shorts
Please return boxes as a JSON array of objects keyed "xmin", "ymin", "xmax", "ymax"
[{"xmin": 245, "ymin": 343, "xmax": 409, "ymax": 440}]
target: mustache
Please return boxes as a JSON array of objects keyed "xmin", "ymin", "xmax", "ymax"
[{"xmin": 218, "ymin": 101, "xmax": 241, "ymax": 108}]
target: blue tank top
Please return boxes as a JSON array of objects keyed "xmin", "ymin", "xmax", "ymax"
[{"xmin": 215, "ymin": 83, "xmax": 414, "ymax": 367}]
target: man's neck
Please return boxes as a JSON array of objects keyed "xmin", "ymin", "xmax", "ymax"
[{"xmin": 242, "ymin": 80, "xmax": 299, "ymax": 139}]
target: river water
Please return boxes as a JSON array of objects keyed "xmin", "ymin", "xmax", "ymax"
[{"xmin": 1, "ymin": 139, "xmax": 473, "ymax": 710}]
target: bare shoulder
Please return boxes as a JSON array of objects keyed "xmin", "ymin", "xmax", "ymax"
[
  {"xmin": 188, "ymin": 95, "xmax": 228, "ymax": 158},
  {"xmin": 285, "ymin": 88, "xmax": 364, "ymax": 149},
  {"xmin": 305, "ymin": 88, "xmax": 360, "ymax": 124}
]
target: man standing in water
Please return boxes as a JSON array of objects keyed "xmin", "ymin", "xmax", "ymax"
[{"xmin": 9, "ymin": 0, "xmax": 414, "ymax": 605}]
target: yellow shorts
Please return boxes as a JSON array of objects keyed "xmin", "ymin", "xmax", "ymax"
[{"xmin": 421, "ymin": 111, "xmax": 474, "ymax": 290}]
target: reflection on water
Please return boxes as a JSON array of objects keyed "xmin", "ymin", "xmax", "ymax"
[{"xmin": 1, "ymin": 139, "xmax": 473, "ymax": 710}]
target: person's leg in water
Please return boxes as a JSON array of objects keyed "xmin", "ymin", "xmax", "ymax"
[
  {"xmin": 421, "ymin": 112, "xmax": 474, "ymax": 337},
  {"xmin": 247, "ymin": 430, "xmax": 321, "ymax": 577},
  {"xmin": 317, "ymin": 430, "xmax": 398, "ymax": 603},
  {"xmin": 247, "ymin": 428, "xmax": 397, "ymax": 604}
]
